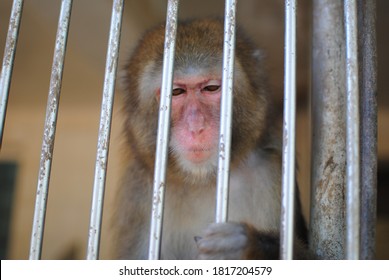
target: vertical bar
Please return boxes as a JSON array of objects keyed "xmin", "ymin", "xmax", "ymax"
[
  {"xmin": 86, "ymin": 0, "xmax": 124, "ymax": 260},
  {"xmin": 215, "ymin": 0, "xmax": 237, "ymax": 224},
  {"xmin": 29, "ymin": 0, "xmax": 73, "ymax": 260},
  {"xmin": 0, "ymin": 0, "xmax": 24, "ymax": 149},
  {"xmin": 358, "ymin": 0, "xmax": 377, "ymax": 260},
  {"xmin": 148, "ymin": 0, "xmax": 179, "ymax": 260},
  {"xmin": 280, "ymin": 0, "xmax": 297, "ymax": 260},
  {"xmin": 344, "ymin": 0, "xmax": 360, "ymax": 260},
  {"xmin": 310, "ymin": 0, "xmax": 346, "ymax": 260}
]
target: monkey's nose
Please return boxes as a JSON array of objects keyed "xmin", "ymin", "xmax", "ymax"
[
  {"xmin": 187, "ymin": 111, "xmax": 205, "ymax": 135},
  {"xmin": 188, "ymin": 119, "xmax": 205, "ymax": 135}
]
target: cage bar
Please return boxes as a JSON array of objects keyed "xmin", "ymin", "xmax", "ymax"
[
  {"xmin": 310, "ymin": 0, "xmax": 347, "ymax": 260},
  {"xmin": 148, "ymin": 0, "xmax": 179, "ymax": 260},
  {"xmin": 215, "ymin": 0, "xmax": 237, "ymax": 224},
  {"xmin": 29, "ymin": 0, "xmax": 73, "ymax": 260},
  {"xmin": 344, "ymin": 0, "xmax": 360, "ymax": 260},
  {"xmin": 86, "ymin": 0, "xmax": 124, "ymax": 260},
  {"xmin": 0, "ymin": 0, "xmax": 24, "ymax": 149},
  {"xmin": 280, "ymin": 0, "xmax": 297, "ymax": 260},
  {"xmin": 358, "ymin": 0, "xmax": 377, "ymax": 260}
]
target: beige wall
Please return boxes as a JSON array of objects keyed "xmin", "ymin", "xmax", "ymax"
[
  {"xmin": 1, "ymin": 105, "xmax": 122, "ymax": 259},
  {"xmin": 0, "ymin": 0, "xmax": 126, "ymax": 259}
]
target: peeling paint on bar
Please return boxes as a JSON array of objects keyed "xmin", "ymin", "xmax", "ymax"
[
  {"xmin": 29, "ymin": 0, "xmax": 73, "ymax": 260},
  {"xmin": 148, "ymin": 0, "xmax": 179, "ymax": 260},
  {"xmin": 0, "ymin": 0, "xmax": 24, "ymax": 148},
  {"xmin": 86, "ymin": 0, "xmax": 124, "ymax": 260},
  {"xmin": 215, "ymin": 0, "xmax": 237, "ymax": 224},
  {"xmin": 310, "ymin": 0, "xmax": 347, "ymax": 260}
]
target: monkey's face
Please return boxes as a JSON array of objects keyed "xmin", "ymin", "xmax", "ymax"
[
  {"xmin": 167, "ymin": 70, "xmax": 222, "ymax": 176},
  {"xmin": 122, "ymin": 19, "xmax": 269, "ymax": 181}
]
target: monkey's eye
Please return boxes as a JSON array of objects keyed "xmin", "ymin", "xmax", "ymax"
[
  {"xmin": 202, "ymin": 85, "xmax": 221, "ymax": 92},
  {"xmin": 172, "ymin": 88, "xmax": 186, "ymax": 96}
]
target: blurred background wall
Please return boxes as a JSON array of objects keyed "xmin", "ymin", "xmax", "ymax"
[{"xmin": 0, "ymin": 0, "xmax": 387, "ymax": 259}]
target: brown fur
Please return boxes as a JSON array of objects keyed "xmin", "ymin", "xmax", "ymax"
[{"xmin": 113, "ymin": 18, "xmax": 308, "ymax": 260}]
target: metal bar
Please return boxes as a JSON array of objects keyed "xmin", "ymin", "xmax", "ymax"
[
  {"xmin": 0, "ymin": 0, "xmax": 24, "ymax": 149},
  {"xmin": 358, "ymin": 0, "xmax": 377, "ymax": 260},
  {"xmin": 215, "ymin": 0, "xmax": 237, "ymax": 224},
  {"xmin": 310, "ymin": 0, "xmax": 347, "ymax": 260},
  {"xmin": 280, "ymin": 0, "xmax": 297, "ymax": 260},
  {"xmin": 344, "ymin": 0, "xmax": 360, "ymax": 260},
  {"xmin": 148, "ymin": 0, "xmax": 179, "ymax": 260},
  {"xmin": 86, "ymin": 0, "xmax": 124, "ymax": 260},
  {"xmin": 29, "ymin": 0, "xmax": 73, "ymax": 260}
]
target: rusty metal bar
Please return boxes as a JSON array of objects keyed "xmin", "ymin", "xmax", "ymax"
[
  {"xmin": 358, "ymin": 0, "xmax": 377, "ymax": 260},
  {"xmin": 29, "ymin": 0, "xmax": 73, "ymax": 260},
  {"xmin": 215, "ymin": 0, "xmax": 237, "ymax": 224},
  {"xmin": 148, "ymin": 0, "xmax": 179, "ymax": 260},
  {"xmin": 0, "ymin": 0, "xmax": 24, "ymax": 149},
  {"xmin": 310, "ymin": 0, "xmax": 347, "ymax": 260},
  {"xmin": 344, "ymin": 0, "xmax": 360, "ymax": 260},
  {"xmin": 86, "ymin": 0, "xmax": 124, "ymax": 260},
  {"xmin": 280, "ymin": 0, "xmax": 297, "ymax": 260}
]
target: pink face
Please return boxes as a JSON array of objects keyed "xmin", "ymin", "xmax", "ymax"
[{"xmin": 167, "ymin": 75, "xmax": 222, "ymax": 170}]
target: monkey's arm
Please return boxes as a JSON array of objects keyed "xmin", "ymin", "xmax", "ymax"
[
  {"xmin": 196, "ymin": 222, "xmax": 312, "ymax": 260},
  {"xmin": 112, "ymin": 163, "xmax": 153, "ymax": 259}
]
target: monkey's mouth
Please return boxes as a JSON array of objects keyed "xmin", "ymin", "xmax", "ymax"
[{"xmin": 185, "ymin": 147, "xmax": 214, "ymax": 163}]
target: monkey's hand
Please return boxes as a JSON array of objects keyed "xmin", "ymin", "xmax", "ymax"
[{"xmin": 196, "ymin": 222, "xmax": 280, "ymax": 260}]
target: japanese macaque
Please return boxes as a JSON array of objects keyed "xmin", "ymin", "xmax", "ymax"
[{"xmin": 113, "ymin": 18, "xmax": 309, "ymax": 259}]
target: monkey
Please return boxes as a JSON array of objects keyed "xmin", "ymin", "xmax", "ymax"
[{"xmin": 113, "ymin": 18, "xmax": 309, "ymax": 259}]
